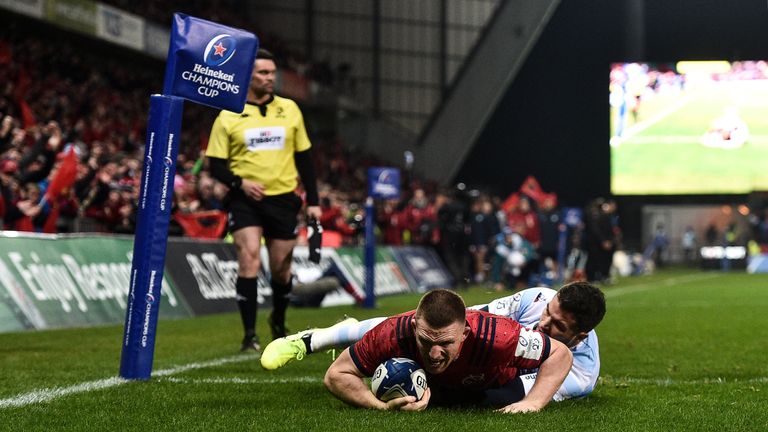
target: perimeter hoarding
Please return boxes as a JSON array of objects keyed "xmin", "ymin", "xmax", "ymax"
[
  {"xmin": 0, "ymin": 235, "xmax": 190, "ymax": 332},
  {"xmin": 0, "ymin": 235, "xmax": 450, "ymax": 334}
]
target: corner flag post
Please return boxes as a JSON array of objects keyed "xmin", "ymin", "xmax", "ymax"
[{"xmin": 119, "ymin": 13, "xmax": 258, "ymax": 380}]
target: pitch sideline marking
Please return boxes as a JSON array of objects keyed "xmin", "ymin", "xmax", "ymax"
[
  {"xmin": 0, "ymin": 353, "xmax": 259, "ymax": 409},
  {"xmin": 614, "ymin": 95, "xmax": 691, "ymax": 144}
]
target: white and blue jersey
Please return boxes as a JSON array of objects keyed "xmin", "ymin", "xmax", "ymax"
[{"xmin": 471, "ymin": 287, "xmax": 600, "ymax": 401}]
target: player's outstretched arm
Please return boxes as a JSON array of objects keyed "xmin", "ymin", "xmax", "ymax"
[
  {"xmin": 498, "ymin": 339, "xmax": 573, "ymax": 413},
  {"xmin": 324, "ymin": 348, "xmax": 426, "ymax": 411}
]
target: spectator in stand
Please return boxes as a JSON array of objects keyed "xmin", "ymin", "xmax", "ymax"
[
  {"xmin": 681, "ymin": 225, "xmax": 697, "ymax": 266},
  {"xmin": 644, "ymin": 222, "xmax": 669, "ymax": 268},
  {"xmin": 111, "ymin": 182, "xmax": 137, "ymax": 234},
  {"xmin": 173, "ymin": 174, "xmax": 201, "ymax": 214},
  {"xmin": 492, "ymin": 223, "xmax": 537, "ymax": 291},
  {"xmin": 537, "ymin": 195, "xmax": 561, "ymax": 284},
  {"xmin": 15, "ymin": 183, "xmax": 49, "ymax": 231},
  {"xmin": 16, "ymin": 121, "xmax": 62, "ymax": 186},
  {"xmin": 82, "ymin": 160, "xmax": 118, "ymax": 224},
  {"xmin": 584, "ymin": 198, "xmax": 617, "ymax": 283},
  {"xmin": 0, "ymin": 114, "xmax": 14, "ymax": 149},
  {"xmin": 750, "ymin": 208, "xmax": 768, "ymax": 245},
  {"xmin": 319, "ymin": 195, "xmax": 356, "ymax": 240},
  {"xmin": 344, "ymin": 201, "xmax": 366, "ymax": 246},
  {"xmin": 377, "ymin": 198, "xmax": 405, "ymax": 245},
  {"xmin": 468, "ymin": 196, "xmax": 500, "ymax": 283},
  {"xmin": 197, "ymin": 174, "xmax": 224, "ymax": 211},
  {"xmin": 507, "ymin": 195, "xmax": 541, "ymax": 248},
  {"xmin": 507, "ymin": 195, "xmax": 541, "ymax": 281},
  {"xmin": 402, "ymin": 187, "xmax": 437, "ymax": 246},
  {"xmin": 0, "ymin": 27, "xmax": 438, "ymax": 240},
  {"xmin": 0, "ymin": 158, "xmax": 18, "ymax": 224},
  {"xmin": 437, "ymin": 188, "xmax": 470, "ymax": 287},
  {"xmin": 705, "ymin": 223, "xmax": 719, "ymax": 246}
]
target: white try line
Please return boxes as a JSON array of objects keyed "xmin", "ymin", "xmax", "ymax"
[
  {"xmin": 159, "ymin": 376, "xmax": 323, "ymax": 385},
  {"xmin": 603, "ymin": 272, "xmax": 723, "ymax": 299},
  {"xmin": 0, "ymin": 353, "xmax": 259, "ymax": 409}
]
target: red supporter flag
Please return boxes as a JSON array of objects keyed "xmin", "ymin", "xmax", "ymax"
[
  {"xmin": 42, "ymin": 206, "xmax": 60, "ymax": 234},
  {"xmin": 173, "ymin": 211, "xmax": 228, "ymax": 239},
  {"xmin": 44, "ymin": 147, "xmax": 78, "ymax": 203},
  {"xmin": 500, "ymin": 192, "xmax": 520, "ymax": 213},
  {"xmin": 520, "ymin": 175, "xmax": 547, "ymax": 205},
  {"xmin": 18, "ymin": 99, "xmax": 36, "ymax": 128}
]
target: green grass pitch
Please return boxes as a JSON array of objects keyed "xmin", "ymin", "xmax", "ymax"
[{"xmin": 2, "ymin": 268, "xmax": 768, "ymax": 431}]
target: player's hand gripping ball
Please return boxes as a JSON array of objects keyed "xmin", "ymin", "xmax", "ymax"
[{"xmin": 370, "ymin": 358, "xmax": 428, "ymax": 401}]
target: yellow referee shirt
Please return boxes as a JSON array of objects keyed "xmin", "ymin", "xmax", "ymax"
[{"xmin": 206, "ymin": 95, "xmax": 312, "ymax": 196}]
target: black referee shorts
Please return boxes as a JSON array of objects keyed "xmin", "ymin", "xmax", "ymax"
[{"xmin": 227, "ymin": 191, "xmax": 303, "ymax": 239}]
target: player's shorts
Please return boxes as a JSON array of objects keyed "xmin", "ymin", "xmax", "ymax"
[{"xmin": 227, "ymin": 191, "xmax": 303, "ymax": 239}]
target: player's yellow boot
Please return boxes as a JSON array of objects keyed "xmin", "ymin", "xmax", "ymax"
[
  {"xmin": 260, "ymin": 329, "xmax": 311, "ymax": 370},
  {"xmin": 260, "ymin": 317, "xmax": 358, "ymax": 370}
]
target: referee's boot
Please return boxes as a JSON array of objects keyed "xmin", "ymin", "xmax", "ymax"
[
  {"xmin": 268, "ymin": 313, "xmax": 288, "ymax": 340},
  {"xmin": 240, "ymin": 334, "xmax": 261, "ymax": 352}
]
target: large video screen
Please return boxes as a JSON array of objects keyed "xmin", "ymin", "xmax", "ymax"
[{"xmin": 610, "ymin": 61, "xmax": 768, "ymax": 195}]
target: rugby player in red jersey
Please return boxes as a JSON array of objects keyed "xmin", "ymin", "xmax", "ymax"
[{"xmin": 323, "ymin": 289, "xmax": 573, "ymax": 413}]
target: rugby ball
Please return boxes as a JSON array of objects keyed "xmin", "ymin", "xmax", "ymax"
[{"xmin": 370, "ymin": 357, "xmax": 428, "ymax": 401}]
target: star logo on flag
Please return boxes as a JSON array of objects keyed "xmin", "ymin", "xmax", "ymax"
[{"xmin": 213, "ymin": 42, "xmax": 227, "ymax": 57}]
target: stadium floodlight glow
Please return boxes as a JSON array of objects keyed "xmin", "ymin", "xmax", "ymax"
[{"xmin": 119, "ymin": 13, "xmax": 258, "ymax": 381}]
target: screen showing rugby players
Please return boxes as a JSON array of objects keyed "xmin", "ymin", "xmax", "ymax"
[{"xmin": 610, "ymin": 61, "xmax": 768, "ymax": 195}]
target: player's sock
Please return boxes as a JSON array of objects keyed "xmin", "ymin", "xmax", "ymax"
[
  {"xmin": 301, "ymin": 332, "xmax": 314, "ymax": 354},
  {"xmin": 309, "ymin": 317, "xmax": 386, "ymax": 352},
  {"xmin": 236, "ymin": 276, "xmax": 259, "ymax": 342},
  {"xmin": 269, "ymin": 279, "xmax": 292, "ymax": 339}
]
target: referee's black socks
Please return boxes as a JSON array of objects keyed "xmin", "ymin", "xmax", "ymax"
[
  {"xmin": 269, "ymin": 279, "xmax": 292, "ymax": 339},
  {"xmin": 236, "ymin": 276, "xmax": 259, "ymax": 342}
]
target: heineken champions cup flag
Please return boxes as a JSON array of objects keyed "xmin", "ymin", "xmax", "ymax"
[
  {"xmin": 121, "ymin": 14, "xmax": 258, "ymax": 380},
  {"xmin": 162, "ymin": 13, "xmax": 259, "ymax": 112}
]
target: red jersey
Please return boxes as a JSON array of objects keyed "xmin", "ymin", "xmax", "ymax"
[{"xmin": 349, "ymin": 309, "xmax": 551, "ymax": 392}]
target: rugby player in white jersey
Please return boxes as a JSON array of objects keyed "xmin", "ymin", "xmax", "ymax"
[{"xmin": 261, "ymin": 281, "xmax": 605, "ymax": 402}]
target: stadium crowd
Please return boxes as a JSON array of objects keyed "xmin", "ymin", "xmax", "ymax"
[
  {"xmin": 0, "ymin": 25, "xmax": 676, "ymax": 291},
  {"xmin": 0, "ymin": 21, "xmax": 601, "ymax": 290},
  {"xmin": 3, "ymin": 10, "xmax": 765, "ymax": 291},
  {"xmin": 0, "ymin": 21, "xmax": 354, "ymax": 236}
]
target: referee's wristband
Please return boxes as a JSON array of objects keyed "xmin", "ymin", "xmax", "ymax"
[{"xmin": 231, "ymin": 176, "xmax": 243, "ymax": 189}]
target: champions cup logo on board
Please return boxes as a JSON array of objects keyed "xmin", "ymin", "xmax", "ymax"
[
  {"xmin": 373, "ymin": 176, "xmax": 398, "ymax": 196},
  {"xmin": 368, "ymin": 167, "xmax": 401, "ymax": 199},
  {"xmin": 163, "ymin": 13, "xmax": 258, "ymax": 112},
  {"xmin": 204, "ymin": 35, "xmax": 237, "ymax": 67}
]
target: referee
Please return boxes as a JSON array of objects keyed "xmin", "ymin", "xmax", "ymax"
[{"xmin": 206, "ymin": 49, "xmax": 321, "ymax": 351}]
